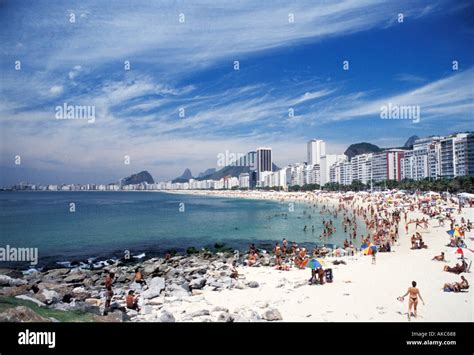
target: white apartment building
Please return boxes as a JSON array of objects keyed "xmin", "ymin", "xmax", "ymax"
[
  {"xmin": 290, "ymin": 163, "xmax": 306, "ymax": 186},
  {"xmin": 330, "ymin": 160, "xmax": 352, "ymax": 185},
  {"xmin": 320, "ymin": 154, "xmax": 346, "ymax": 186},
  {"xmin": 351, "ymin": 153, "xmax": 373, "ymax": 184},
  {"xmin": 305, "ymin": 164, "xmax": 321, "ymax": 185},
  {"xmin": 307, "ymin": 139, "xmax": 326, "ymax": 165},
  {"xmin": 238, "ymin": 173, "xmax": 250, "ymax": 189}
]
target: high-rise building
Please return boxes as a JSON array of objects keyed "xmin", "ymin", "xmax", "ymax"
[
  {"xmin": 307, "ymin": 139, "xmax": 326, "ymax": 165},
  {"xmin": 330, "ymin": 160, "xmax": 352, "ymax": 185},
  {"xmin": 401, "ymin": 137, "xmax": 442, "ymax": 181},
  {"xmin": 290, "ymin": 163, "xmax": 306, "ymax": 186},
  {"xmin": 305, "ymin": 164, "xmax": 321, "ymax": 185},
  {"xmin": 351, "ymin": 153, "xmax": 373, "ymax": 185},
  {"xmin": 439, "ymin": 133, "xmax": 474, "ymax": 178},
  {"xmin": 440, "ymin": 137, "xmax": 455, "ymax": 178},
  {"xmin": 371, "ymin": 150, "xmax": 405, "ymax": 182},
  {"xmin": 238, "ymin": 173, "xmax": 250, "ymax": 189},
  {"xmin": 454, "ymin": 133, "xmax": 474, "ymax": 177},
  {"xmin": 256, "ymin": 147, "xmax": 272, "ymax": 185},
  {"xmin": 320, "ymin": 154, "xmax": 346, "ymax": 186}
]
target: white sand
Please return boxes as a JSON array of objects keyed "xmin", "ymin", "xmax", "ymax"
[{"xmin": 159, "ymin": 190, "xmax": 474, "ymax": 322}]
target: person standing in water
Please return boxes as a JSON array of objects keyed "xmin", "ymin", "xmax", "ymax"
[{"xmin": 400, "ymin": 281, "xmax": 425, "ymax": 321}]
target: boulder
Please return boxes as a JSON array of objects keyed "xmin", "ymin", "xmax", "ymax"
[
  {"xmin": 262, "ymin": 308, "xmax": 282, "ymax": 321},
  {"xmin": 43, "ymin": 268, "xmax": 70, "ymax": 280},
  {"xmin": 85, "ymin": 298, "xmax": 101, "ymax": 307},
  {"xmin": 158, "ymin": 310, "xmax": 175, "ymax": 323},
  {"xmin": 217, "ymin": 312, "xmax": 234, "ymax": 322},
  {"xmin": 141, "ymin": 277, "xmax": 165, "ymax": 299},
  {"xmin": 0, "ymin": 306, "xmax": 51, "ymax": 322},
  {"xmin": 212, "ymin": 306, "xmax": 229, "ymax": 313},
  {"xmin": 67, "ymin": 301, "xmax": 101, "ymax": 315},
  {"xmin": 0, "ymin": 275, "xmax": 27, "ymax": 287},
  {"xmin": 166, "ymin": 284, "xmax": 189, "ymax": 299},
  {"xmin": 233, "ymin": 282, "xmax": 247, "ymax": 290},
  {"xmin": 38, "ymin": 289, "xmax": 60, "ymax": 304},
  {"xmin": 63, "ymin": 272, "xmax": 86, "ymax": 283},
  {"xmin": 96, "ymin": 309, "xmax": 129, "ymax": 322},
  {"xmin": 0, "ymin": 284, "xmax": 31, "ymax": 297},
  {"xmin": 247, "ymin": 281, "xmax": 259, "ymax": 288},
  {"xmin": 191, "ymin": 309, "xmax": 210, "ymax": 317},
  {"xmin": 233, "ymin": 308, "xmax": 261, "ymax": 322},
  {"xmin": 15, "ymin": 295, "xmax": 46, "ymax": 307},
  {"xmin": 189, "ymin": 277, "xmax": 206, "ymax": 290}
]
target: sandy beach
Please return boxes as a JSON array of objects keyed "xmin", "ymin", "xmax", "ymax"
[
  {"xmin": 1, "ymin": 190, "xmax": 472, "ymax": 323},
  {"xmin": 152, "ymin": 190, "xmax": 473, "ymax": 322}
]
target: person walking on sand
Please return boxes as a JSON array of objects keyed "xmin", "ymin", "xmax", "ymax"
[{"xmin": 400, "ymin": 281, "xmax": 425, "ymax": 321}]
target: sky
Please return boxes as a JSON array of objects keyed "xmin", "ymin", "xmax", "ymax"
[{"xmin": 0, "ymin": 0, "xmax": 473, "ymax": 185}]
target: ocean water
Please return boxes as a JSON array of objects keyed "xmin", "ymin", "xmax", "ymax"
[{"xmin": 0, "ymin": 192, "xmax": 364, "ymax": 268}]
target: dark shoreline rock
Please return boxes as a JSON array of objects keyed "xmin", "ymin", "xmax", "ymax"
[{"xmin": 0, "ymin": 250, "xmax": 279, "ymax": 322}]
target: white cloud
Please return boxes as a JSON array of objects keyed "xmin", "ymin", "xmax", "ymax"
[
  {"xmin": 313, "ymin": 68, "xmax": 474, "ymax": 123},
  {"xmin": 49, "ymin": 85, "xmax": 63, "ymax": 95}
]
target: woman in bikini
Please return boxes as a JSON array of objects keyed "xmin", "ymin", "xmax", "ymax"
[{"xmin": 400, "ymin": 281, "xmax": 425, "ymax": 321}]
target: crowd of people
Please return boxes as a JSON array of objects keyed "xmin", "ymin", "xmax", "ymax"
[{"xmin": 99, "ymin": 190, "xmax": 472, "ymax": 321}]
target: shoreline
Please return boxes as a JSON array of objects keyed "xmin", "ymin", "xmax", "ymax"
[{"xmin": 0, "ymin": 190, "xmax": 472, "ymax": 322}]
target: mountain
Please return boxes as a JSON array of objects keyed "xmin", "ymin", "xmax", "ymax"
[
  {"xmin": 172, "ymin": 168, "xmax": 194, "ymax": 183},
  {"xmin": 344, "ymin": 142, "xmax": 381, "ymax": 160},
  {"xmin": 404, "ymin": 135, "xmax": 419, "ymax": 149},
  {"xmin": 122, "ymin": 171, "xmax": 154, "ymax": 185},
  {"xmin": 198, "ymin": 168, "xmax": 216, "ymax": 178}
]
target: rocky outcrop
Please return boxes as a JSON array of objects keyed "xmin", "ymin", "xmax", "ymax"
[
  {"xmin": 0, "ymin": 306, "xmax": 51, "ymax": 322},
  {"xmin": 0, "ymin": 251, "xmax": 282, "ymax": 323}
]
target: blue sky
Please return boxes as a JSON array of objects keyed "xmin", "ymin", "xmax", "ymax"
[{"xmin": 0, "ymin": 0, "xmax": 473, "ymax": 185}]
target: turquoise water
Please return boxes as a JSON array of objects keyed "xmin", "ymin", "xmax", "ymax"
[{"xmin": 0, "ymin": 192, "xmax": 363, "ymax": 268}]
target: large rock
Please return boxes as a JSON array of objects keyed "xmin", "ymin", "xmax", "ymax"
[
  {"xmin": 63, "ymin": 272, "xmax": 86, "ymax": 283},
  {"xmin": 262, "ymin": 308, "xmax": 282, "ymax": 321},
  {"xmin": 247, "ymin": 281, "xmax": 259, "ymax": 288},
  {"xmin": 70, "ymin": 301, "xmax": 102, "ymax": 315},
  {"xmin": 142, "ymin": 262, "xmax": 160, "ymax": 276},
  {"xmin": 0, "ymin": 275, "xmax": 27, "ymax": 287},
  {"xmin": 189, "ymin": 277, "xmax": 206, "ymax": 290},
  {"xmin": 217, "ymin": 312, "xmax": 234, "ymax": 322},
  {"xmin": 0, "ymin": 284, "xmax": 31, "ymax": 297},
  {"xmin": 96, "ymin": 310, "xmax": 129, "ymax": 322},
  {"xmin": 166, "ymin": 284, "xmax": 189, "ymax": 299},
  {"xmin": 15, "ymin": 295, "xmax": 46, "ymax": 307},
  {"xmin": 38, "ymin": 289, "xmax": 60, "ymax": 304},
  {"xmin": 191, "ymin": 309, "xmax": 210, "ymax": 317},
  {"xmin": 157, "ymin": 310, "xmax": 175, "ymax": 322},
  {"xmin": 233, "ymin": 308, "xmax": 261, "ymax": 322},
  {"xmin": 0, "ymin": 306, "xmax": 51, "ymax": 322},
  {"xmin": 141, "ymin": 277, "xmax": 165, "ymax": 299},
  {"xmin": 43, "ymin": 268, "xmax": 70, "ymax": 281}
]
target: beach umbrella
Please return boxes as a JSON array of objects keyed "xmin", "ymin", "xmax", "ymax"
[
  {"xmin": 454, "ymin": 248, "xmax": 474, "ymax": 256},
  {"xmin": 361, "ymin": 243, "xmax": 369, "ymax": 249},
  {"xmin": 446, "ymin": 230, "xmax": 455, "ymax": 236},
  {"xmin": 303, "ymin": 258, "xmax": 325, "ymax": 269},
  {"xmin": 363, "ymin": 245, "xmax": 377, "ymax": 255}
]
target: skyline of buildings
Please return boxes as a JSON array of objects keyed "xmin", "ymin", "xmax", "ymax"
[{"xmin": 8, "ymin": 131, "xmax": 474, "ymax": 192}]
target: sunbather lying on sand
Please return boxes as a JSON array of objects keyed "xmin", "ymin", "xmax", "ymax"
[
  {"xmin": 443, "ymin": 276, "xmax": 469, "ymax": 292},
  {"xmin": 432, "ymin": 252, "xmax": 445, "ymax": 261},
  {"xmin": 443, "ymin": 260, "xmax": 467, "ymax": 274}
]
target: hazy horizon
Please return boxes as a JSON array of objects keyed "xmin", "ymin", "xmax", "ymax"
[{"xmin": 1, "ymin": 0, "xmax": 473, "ymax": 186}]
